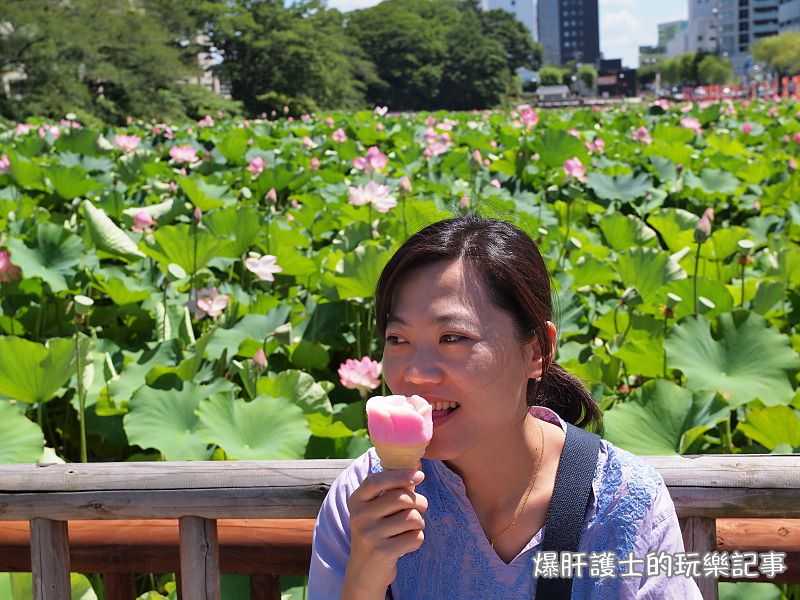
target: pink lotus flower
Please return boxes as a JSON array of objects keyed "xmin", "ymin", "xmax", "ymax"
[
  {"xmin": 694, "ymin": 207, "xmax": 714, "ymax": 244},
  {"xmin": 680, "ymin": 118, "xmax": 702, "ymax": 136},
  {"xmin": 399, "ymin": 175, "xmax": 412, "ymax": 194},
  {"xmin": 518, "ymin": 105, "xmax": 539, "ymax": 129},
  {"xmin": 247, "ymin": 157, "xmax": 265, "ymax": 176},
  {"xmin": 244, "ymin": 253, "xmax": 283, "ymax": 282},
  {"xmin": 303, "ymin": 136, "xmax": 316, "ymax": 150},
  {"xmin": 309, "ymin": 157, "xmax": 320, "ymax": 171},
  {"xmin": 567, "ymin": 129, "xmax": 582, "ymax": 139},
  {"xmin": 742, "ymin": 123, "xmax": 753, "ymax": 135},
  {"xmin": 325, "ymin": 117, "xmax": 335, "ymax": 127},
  {"xmin": 290, "ymin": 199, "xmax": 300, "ymax": 208},
  {"xmin": 252, "ymin": 347, "xmax": 268, "ymax": 370},
  {"xmin": 197, "ymin": 115, "xmax": 214, "ymax": 128},
  {"xmin": 471, "ymin": 150, "xmax": 483, "ymax": 165},
  {"xmin": 680, "ymin": 103, "xmax": 693, "ymax": 113},
  {"xmin": 301, "ymin": 114, "xmax": 312, "ymax": 123},
  {"xmin": 490, "ymin": 140, "xmax": 498, "ymax": 148},
  {"xmin": 425, "ymin": 116, "xmax": 437, "ymax": 126},
  {"xmin": 131, "ymin": 210, "xmax": 156, "ymax": 233},
  {"xmin": 0, "ymin": 155, "xmax": 9, "ymax": 175},
  {"xmin": 793, "ymin": 132, "xmax": 800, "ymax": 144},
  {"xmin": 169, "ymin": 145, "xmax": 199, "ymax": 164},
  {"xmin": 374, "ymin": 106, "xmax": 389, "ymax": 117},
  {"xmin": 59, "ymin": 119, "xmax": 81, "ymax": 128},
  {"xmin": 338, "ymin": 356, "xmax": 382, "ymax": 395},
  {"xmin": 632, "ymin": 126, "xmax": 652, "ymax": 144},
  {"xmin": 790, "ymin": 158, "xmax": 798, "ymax": 172},
  {"xmin": 652, "ymin": 99, "xmax": 671, "ymax": 111},
  {"xmin": 490, "ymin": 179, "xmax": 501, "ymax": 188},
  {"xmin": 423, "ymin": 127, "xmax": 437, "ymax": 143},
  {"xmin": 459, "ymin": 194, "xmax": 470, "ymax": 207},
  {"xmin": 769, "ymin": 107, "xmax": 779, "ymax": 118},
  {"xmin": 265, "ymin": 188, "xmax": 278, "ymax": 203},
  {"xmin": 0, "ymin": 250, "xmax": 22, "ymax": 282},
  {"xmin": 14, "ymin": 123, "xmax": 33, "ymax": 135},
  {"xmin": 188, "ymin": 288, "xmax": 229, "ymax": 319},
  {"xmin": 352, "ymin": 146, "xmax": 387, "ymax": 173},
  {"xmin": 585, "ymin": 138, "xmax": 605, "ymax": 154},
  {"xmin": 114, "ymin": 134, "xmax": 141, "ymax": 153},
  {"xmin": 332, "ymin": 128, "xmax": 347, "ymax": 143},
  {"xmin": 348, "ymin": 180, "xmax": 397, "ymax": 213},
  {"xmin": 563, "ymin": 157, "xmax": 587, "ymax": 181},
  {"xmin": 38, "ymin": 125, "xmax": 60, "ymax": 139},
  {"xmin": 424, "ymin": 141, "xmax": 450, "ymax": 157}
]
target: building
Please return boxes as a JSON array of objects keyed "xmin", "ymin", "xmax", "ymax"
[
  {"xmin": 537, "ymin": 0, "xmax": 599, "ymax": 66},
  {"xmin": 597, "ymin": 58, "xmax": 637, "ymax": 97},
  {"xmin": 780, "ymin": 0, "xmax": 800, "ymax": 30},
  {"xmin": 639, "ymin": 20, "xmax": 689, "ymax": 67}
]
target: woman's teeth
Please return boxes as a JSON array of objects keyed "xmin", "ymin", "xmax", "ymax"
[{"xmin": 430, "ymin": 401, "xmax": 459, "ymax": 411}]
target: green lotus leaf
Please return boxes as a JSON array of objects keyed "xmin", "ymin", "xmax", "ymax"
[
  {"xmin": 0, "ymin": 401, "xmax": 44, "ymax": 462},
  {"xmin": 289, "ymin": 340, "xmax": 330, "ymax": 370},
  {"xmin": 123, "ymin": 383, "xmax": 212, "ymax": 460},
  {"xmin": 655, "ymin": 277, "xmax": 734, "ymax": 319},
  {"xmin": 197, "ymin": 393, "xmax": 310, "ymax": 460},
  {"xmin": 82, "ymin": 200, "xmax": 145, "ymax": 260},
  {"xmin": 533, "ymin": 128, "xmax": 588, "ymax": 169},
  {"xmin": 585, "ymin": 172, "xmax": 652, "ymax": 203},
  {"xmin": 7, "ymin": 153, "xmax": 46, "ymax": 190},
  {"xmin": 328, "ymin": 242, "xmax": 393, "ymax": 299},
  {"xmin": 307, "ymin": 412, "xmax": 355, "ymax": 439},
  {"xmin": 705, "ymin": 135, "xmax": 748, "ymax": 157},
  {"xmin": 665, "ymin": 312, "xmax": 799, "ymax": 407},
  {"xmin": 204, "ymin": 306, "xmax": 292, "ymax": 360},
  {"xmin": 649, "ymin": 157, "xmax": 678, "ymax": 186},
  {"xmin": 140, "ymin": 224, "xmax": 233, "ymax": 272},
  {"xmin": 204, "ymin": 206, "xmax": 260, "ymax": 257},
  {"xmin": 604, "ymin": 379, "xmax": 727, "ymax": 454},
  {"xmin": 616, "ymin": 247, "xmax": 687, "ymax": 304},
  {"xmin": 216, "ymin": 129, "xmax": 250, "ymax": 164},
  {"xmin": 0, "ymin": 336, "xmax": 82, "ymax": 404},
  {"xmin": 597, "ymin": 213, "xmax": 657, "ymax": 251},
  {"xmin": 568, "ymin": 254, "xmax": 618, "ymax": 288},
  {"xmin": 5, "ymin": 222, "xmax": 85, "ymax": 292},
  {"xmin": 611, "ymin": 327, "xmax": 665, "ymax": 379},
  {"xmin": 49, "ymin": 165, "xmax": 103, "ymax": 200},
  {"xmin": 256, "ymin": 369, "xmax": 333, "ymax": 414},
  {"xmin": 91, "ymin": 275, "xmax": 152, "ymax": 305},
  {"xmin": 6, "ymin": 572, "xmax": 98, "ymax": 600},
  {"xmin": 177, "ymin": 175, "xmax": 231, "ymax": 211},
  {"xmin": 685, "ymin": 168, "xmax": 740, "ymax": 195},
  {"xmin": 646, "ymin": 208, "xmax": 698, "ymax": 253},
  {"xmin": 104, "ymin": 342, "xmax": 181, "ymax": 410},
  {"xmin": 718, "ymin": 582, "xmax": 783, "ymax": 600},
  {"xmin": 737, "ymin": 406, "xmax": 800, "ymax": 450}
]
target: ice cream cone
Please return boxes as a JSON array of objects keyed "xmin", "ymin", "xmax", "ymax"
[{"xmin": 373, "ymin": 440, "xmax": 429, "ymax": 470}]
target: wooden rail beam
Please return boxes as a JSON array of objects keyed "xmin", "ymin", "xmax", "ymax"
[
  {"xmin": 179, "ymin": 516, "xmax": 221, "ymax": 600},
  {"xmin": 30, "ymin": 519, "xmax": 70, "ymax": 600}
]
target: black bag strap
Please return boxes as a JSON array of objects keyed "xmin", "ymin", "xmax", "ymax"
[{"xmin": 534, "ymin": 422, "xmax": 601, "ymax": 600}]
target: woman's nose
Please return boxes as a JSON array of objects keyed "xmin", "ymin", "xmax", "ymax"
[{"xmin": 403, "ymin": 351, "xmax": 443, "ymax": 384}]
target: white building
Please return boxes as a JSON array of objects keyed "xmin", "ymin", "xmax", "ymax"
[
  {"xmin": 481, "ymin": 0, "xmax": 538, "ymax": 81},
  {"xmin": 778, "ymin": 0, "xmax": 800, "ymax": 30}
]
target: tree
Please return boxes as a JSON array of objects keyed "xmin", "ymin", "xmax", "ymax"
[
  {"xmin": 577, "ymin": 64, "xmax": 597, "ymax": 90},
  {"xmin": 0, "ymin": 0, "xmax": 210, "ymax": 123},
  {"xmin": 538, "ymin": 66, "xmax": 564, "ymax": 86},
  {"xmin": 479, "ymin": 9, "xmax": 542, "ymax": 71},
  {"xmin": 697, "ymin": 54, "xmax": 733, "ymax": 85},
  {"xmin": 752, "ymin": 31, "xmax": 800, "ymax": 94}
]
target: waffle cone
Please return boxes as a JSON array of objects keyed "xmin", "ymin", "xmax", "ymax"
[{"xmin": 373, "ymin": 440, "xmax": 429, "ymax": 470}]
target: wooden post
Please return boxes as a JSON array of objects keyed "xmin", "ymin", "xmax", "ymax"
[
  {"xmin": 179, "ymin": 516, "xmax": 221, "ymax": 600},
  {"xmin": 249, "ymin": 574, "xmax": 281, "ymax": 600},
  {"xmin": 680, "ymin": 517, "xmax": 718, "ymax": 600},
  {"xmin": 30, "ymin": 519, "xmax": 70, "ymax": 600},
  {"xmin": 103, "ymin": 573, "xmax": 135, "ymax": 600}
]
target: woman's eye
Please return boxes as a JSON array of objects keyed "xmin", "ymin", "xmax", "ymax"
[
  {"xmin": 385, "ymin": 335, "xmax": 405, "ymax": 345},
  {"xmin": 441, "ymin": 334, "xmax": 465, "ymax": 343}
]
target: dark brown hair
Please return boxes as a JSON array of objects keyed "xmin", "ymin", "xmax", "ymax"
[{"xmin": 374, "ymin": 215, "xmax": 601, "ymax": 430}]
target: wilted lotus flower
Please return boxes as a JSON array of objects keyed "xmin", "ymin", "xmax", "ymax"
[
  {"xmin": 244, "ymin": 253, "xmax": 283, "ymax": 282},
  {"xmin": 0, "ymin": 154, "xmax": 10, "ymax": 175},
  {"xmin": 332, "ymin": 128, "xmax": 347, "ymax": 143},
  {"xmin": 680, "ymin": 118, "xmax": 702, "ymax": 136},
  {"xmin": 114, "ymin": 134, "xmax": 141, "ymax": 153},
  {"xmin": 247, "ymin": 157, "xmax": 265, "ymax": 176},
  {"xmin": 188, "ymin": 287, "xmax": 229, "ymax": 319},
  {"xmin": 132, "ymin": 210, "xmax": 156, "ymax": 233},
  {"xmin": 0, "ymin": 250, "xmax": 22, "ymax": 282},
  {"xmin": 694, "ymin": 207, "xmax": 714, "ymax": 243},
  {"xmin": 169, "ymin": 145, "xmax": 199, "ymax": 164},
  {"xmin": 632, "ymin": 126, "xmax": 652, "ymax": 144},
  {"xmin": 338, "ymin": 356, "xmax": 382, "ymax": 396},
  {"xmin": 348, "ymin": 180, "xmax": 397, "ymax": 213},
  {"xmin": 563, "ymin": 157, "xmax": 587, "ymax": 182}
]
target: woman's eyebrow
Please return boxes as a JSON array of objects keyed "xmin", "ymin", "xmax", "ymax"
[{"xmin": 386, "ymin": 313, "xmax": 478, "ymax": 328}]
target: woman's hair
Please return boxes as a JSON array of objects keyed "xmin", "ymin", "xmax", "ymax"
[{"xmin": 374, "ymin": 214, "xmax": 602, "ymax": 430}]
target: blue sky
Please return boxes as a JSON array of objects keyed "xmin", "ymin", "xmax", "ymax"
[{"xmin": 324, "ymin": 0, "xmax": 687, "ymax": 68}]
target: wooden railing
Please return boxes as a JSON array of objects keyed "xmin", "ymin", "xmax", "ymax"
[{"xmin": 1, "ymin": 455, "xmax": 799, "ymax": 600}]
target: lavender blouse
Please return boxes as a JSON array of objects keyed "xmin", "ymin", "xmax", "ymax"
[{"xmin": 308, "ymin": 406, "xmax": 703, "ymax": 599}]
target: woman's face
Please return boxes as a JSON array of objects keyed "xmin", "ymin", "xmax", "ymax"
[{"xmin": 381, "ymin": 258, "xmax": 548, "ymax": 461}]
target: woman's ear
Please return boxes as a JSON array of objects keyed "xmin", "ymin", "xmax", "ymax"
[{"xmin": 528, "ymin": 321, "xmax": 558, "ymax": 380}]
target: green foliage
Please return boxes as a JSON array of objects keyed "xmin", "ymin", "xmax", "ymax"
[
  {"xmin": 538, "ymin": 66, "xmax": 565, "ymax": 86},
  {"xmin": 752, "ymin": 31, "xmax": 800, "ymax": 76},
  {"xmin": 697, "ymin": 54, "xmax": 734, "ymax": 85},
  {"xmin": 577, "ymin": 64, "xmax": 597, "ymax": 89}
]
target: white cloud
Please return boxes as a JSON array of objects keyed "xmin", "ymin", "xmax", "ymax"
[
  {"xmin": 600, "ymin": 8, "xmax": 642, "ymax": 66},
  {"xmin": 327, "ymin": 0, "xmax": 382, "ymax": 11}
]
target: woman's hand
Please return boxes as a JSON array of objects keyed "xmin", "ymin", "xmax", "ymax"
[{"xmin": 342, "ymin": 468, "xmax": 428, "ymax": 594}]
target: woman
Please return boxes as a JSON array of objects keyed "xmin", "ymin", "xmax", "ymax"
[{"xmin": 308, "ymin": 215, "xmax": 701, "ymax": 599}]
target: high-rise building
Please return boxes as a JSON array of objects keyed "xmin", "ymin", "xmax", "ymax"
[
  {"xmin": 481, "ymin": 0, "xmax": 538, "ymax": 40},
  {"xmin": 537, "ymin": 0, "xmax": 599, "ymax": 65},
  {"xmin": 780, "ymin": 0, "xmax": 800, "ymax": 30}
]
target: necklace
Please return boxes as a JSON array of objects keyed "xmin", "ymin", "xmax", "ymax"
[{"xmin": 489, "ymin": 419, "xmax": 545, "ymax": 549}]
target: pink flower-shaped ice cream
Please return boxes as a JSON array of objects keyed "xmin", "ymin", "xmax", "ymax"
[{"xmin": 366, "ymin": 395, "xmax": 433, "ymax": 470}]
